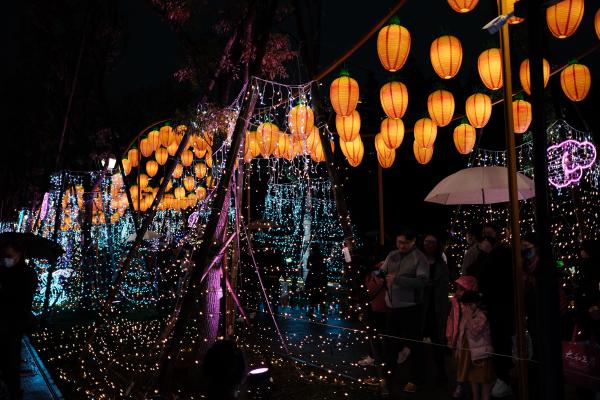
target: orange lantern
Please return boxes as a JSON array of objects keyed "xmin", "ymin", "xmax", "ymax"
[
  {"xmin": 560, "ymin": 63, "xmax": 591, "ymax": 102},
  {"xmin": 453, "ymin": 123, "xmax": 476, "ymax": 154},
  {"xmin": 183, "ymin": 176, "xmax": 195, "ymax": 192},
  {"xmin": 512, "ymin": 99, "xmax": 532, "ymax": 134},
  {"xmin": 276, "ymin": 133, "xmax": 292, "ymax": 159},
  {"xmin": 173, "ymin": 163, "xmax": 183, "ymax": 179},
  {"xmin": 380, "ymin": 81, "xmax": 408, "ymax": 119},
  {"xmin": 155, "ymin": 147, "xmax": 168, "ymax": 165},
  {"xmin": 288, "ymin": 103, "xmax": 315, "ymax": 139},
  {"xmin": 519, "ymin": 58, "xmax": 551, "ymax": 95},
  {"xmin": 377, "ymin": 17, "xmax": 411, "ymax": 72},
  {"xmin": 147, "ymin": 129, "xmax": 161, "ymax": 151},
  {"xmin": 195, "ymin": 186, "xmax": 207, "ymax": 201},
  {"xmin": 330, "ymin": 70, "xmax": 359, "ymax": 117},
  {"xmin": 427, "ymin": 90, "xmax": 455, "ymax": 127},
  {"xmin": 138, "ymin": 174, "xmax": 149, "ymax": 189},
  {"xmin": 414, "ymin": 118, "xmax": 437, "ymax": 149},
  {"xmin": 174, "ymin": 187, "xmax": 186, "ymax": 200},
  {"xmin": 122, "ymin": 159, "xmax": 131, "ymax": 176},
  {"xmin": 311, "ymin": 143, "xmax": 325, "ymax": 163},
  {"xmin": 447, "ymin": 0, "xmax": 478, "ymax": 13},
  {"xmin": 413, "ymin": 142, "xmax": 434, "ymax": 165},
  {"xmin": 244, "ymin": 131, "xmax": 259, "ymax": 161},
  {"xmin": 257, "ymin": 122, "xmax": 279, "ymax": 158},
  {"xmin": 380, "ymin": 118, "xmax": 404, "ymax": 149},
  {"xmin": 465, "ymin": 93, "xmax": 492, "ymax": 128},
  {"xmin": 181, "ymin": 149, "xmax": 194, "ymax": 167},
  {"xmin": 159, "ymin": 125, "xmax": 175, "ymax": 147},
  {"xmin": 507, "ymin": 0, "xmax": 524, "ymax": 24},
  {"xmin": 335, "ymin": 110, "xmax": 361, "ymax": 142},
  {"xmin": 430, "ymin": 35, "xmax": 462, "ymax": 79},
  {"xmin": 478, "ymin": 48, "xmax": 503, "ymax": 90},
  {"xmin": 146, "ymin": 160, "xmax": 159, "ymax": 177},
  {"xmin": 306, "ymin": 126, "xmax": 322, "ymax": 155},
  {"xmin": 340, "ymin": 136, "xmax": 364, "ymax": 167},
  {"xmin": 546, "ymin": 0, "xmax": 584, "ymax": 39},
  {"xmin": 128, "ymin": 148, "xmax": 140, "ymax": 168},
  {"xmin": 374, "ymin": 133, "xmax": 388, "ymax": 154},
  {"xmin": 194, "ymin": 163, "xmax": 207, "ymax": 179},
  {"xmin": 595, "ymin": 9, "xmax": 600, "ymax": 40},
  {"xmin": 205, "ymin": 149, "xmax": 213, "ymax": 168},
  {"xmin": 129, "ymin": 185, "xmax": 139, "ymax": 201},
  {"xmin": 167, "ymin": 143, "xmax": 178, "ymax": 157},
  {"xmin": 139, "ymin": 138, "xmax": 153, "ymax": 158},
  {"xmin": 377, "ymin": 147, "xmax": 395, "ymax": 169}
]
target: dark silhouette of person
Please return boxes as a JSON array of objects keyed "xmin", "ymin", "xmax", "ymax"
[
  {"xmin": 202, "ymin": 340, "xmax": 246, "ymax": 400},
  {"xmin": 0, "ymin": 240, "xmax": 38, "ymax": 400}
]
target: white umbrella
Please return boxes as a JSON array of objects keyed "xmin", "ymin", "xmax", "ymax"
[
  {"xmin": 126, "ymin": 230, "xmax": 162, "ymax": 242},
  {"xmin": 425, "ymin": 166, "xmax": 535, "ymax": 205}
]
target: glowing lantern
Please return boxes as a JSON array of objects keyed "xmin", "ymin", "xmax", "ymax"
[
  {"xmin": 244, "ymin": 131, "xmax": 260, "ymax": 161},
  {"xmin": 288, "ymin": 103, "xmax": 315, "ymax": 139},
  {"xmin": 203, "ymin": 131, "xmax": 214, "ymax": 147},
  {"xmin": 174, "ymin": 132, "xmax": 184, "ymax": 147},
  {"xmin": 139, "ymin": 138, "xmax": 152, "ymax": 158},
  {"xmin": 159, "ymin": 177, "xmax": 173, "ymax": 193},
  {"xmin": 187, "ymin": 194, "xmax": 198, "ymax": 208},
  {"xmin": 377, "ymin": 17, "xmax": 411, "ymax": 72},
  {"xmin": 453, "ymin": 123, "xmax": 476, "ymax": 154},
  {"xmin": 183, "ymin": 176, "xmax": 195, "ymax": 192},
  {"xmin": 167, "ymin": 143, "xmax": 178, "ymax": 157},
  {"xmin": 380, "ymin": 81, "xmax": 408, "ymax": 119},
  {"xmin": 340, "ymin": 136, "xmax": 364, "ymax": 167},
  {"xmin": 414, "ymin": 118, "xmax": 437, "ymax": 149},
  {"xmin": 330, "ymin": 70, "xmax": 359, "ymax": 116},
  {"xmin": 560, "ymin": 63, "xmax": 591, "ymax": 102},
  {"xmin": 148, "ymin": 130, "xmax": 161, "ymax": 152},
  {"xmin": 194, "ymin": 163, "xmax": 207, "ymax": 179},
  {"xmin": 335, "ymin": 110, "xmax": 361, "ymax": 142},
  {"xmin": 507, "ymin": 0, "xmax": 524, "ymax": 24},
  {"xmin": 512, "ymin": 99, "xmax": 532, "ymax": 134},
  {"xmin": 427, "ymin": 90, "xmax": 455, "ymax": 127},
  {"xmin": 146, "ymin": 160, "xmax": 159, "ymax": 177},
  {"xmin": 196, "ymin": 186, "xmax": 207, "ymax": 201},
  {"xmin": 546, "ymin": 0, "xmax": 584, "ymax": 39},
  {"xmin": 276, "ymin": 133, "xmax": 292, "ymax": 159},
  {"xmin": 196, "ymin": 136, "xmax": 209, "ymax": 152},
  {"xmin": 130, "ymin": 185, "xmax": 139, "ymax": 200},
  {"xmin": 138, "ymin": 174, "xmax": 149, "ymax": 189},
  {"xmin": 447, "ymin": 0, "xmax": 478, "ymax": 13},
  {"xmin": 377, "ymin": 146, "xmax": 395, "ymax": 169},
  {"xmin": 595, "ymin": 9, "xmax": 600, "ymax": 40},
  {"xmin": 380, "ymin": 118, "xmax": 404, "ymax": 149},
  {"xmin": 413, "ymin": 142, "xmax": 434, "ymax": 165},
  {"xmin": 292, "ymin": 136, "xmax": 306, "ymax": 157},
  {"xmin": 465, "ymin": 93, "xmax": 492, "ymax": 128},
  {"xmin": 478, "ymin": 48, "xmax": 503, "ymax": 90},
  {"xmin": 430, "ymin": 35, "xmax": 462, "ymax": 79},
  {"xmin": 122, "ymin": 159, "xmax": 131, "ymax": 175},
  {"xmin": 205, "ymin": 149, "xmax": 213, "ymax": 168},
  {"xmin": 155, "ymin": 147, "xmax": 168, "ymax": 165},
  {"xmin": 193, "ymin": 147, "xmax": 207, "ymax": 159},
  {"xmin": 173, "ymin": 163, "xmax": 183, "ymax": 179},
  {"xmin": 181, "ymin": 149, "xmax": 194, "ymax": 167},
  {"xmin": 257, "ymin": 122, "xmax": 279, "ymax": 158},
  {"xmin": 519, "ymin": 58, "xmax": 551, "ymax": 95},
  {"xmin": 128, "ymin": 149, "xmax": 140, "ymax": 167},
  {"xmin": 311, "ymin": 143, "xmax": 325, "ymax": 163},
  {"xmin": 174, "ymin": 187, "xmax": 186, "ymax": 200},
  {"xmin": 159, "ymin": 125, "xmax": 175, "ymax": 147},
  {"xmin": 306, "ymin": 126, "xmax": 322, "ymax": 155}
]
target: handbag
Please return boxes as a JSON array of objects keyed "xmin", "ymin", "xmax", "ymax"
[{"xmin": 562, "ymin": 326, "xmax": 600, "ymax": 391}]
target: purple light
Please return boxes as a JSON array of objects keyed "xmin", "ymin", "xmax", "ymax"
[
  {"xmin": 40, "ymin": 192, "xmax": 49, "ymax": 221},
  {"xmin": 248, "ymin": 367, "xmax": 269, "ymax": 375},
  {"xmin": 547, "ymin": 139, "xmax": 597, "ymax": 189},
  {"xmin": 187, "ymin": 211, "xmax": 199, "ymax": 227}
]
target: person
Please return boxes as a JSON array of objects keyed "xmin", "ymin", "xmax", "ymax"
[
  {"xmin": 380, "ymin": 230, "xmax": 429, "ymax": 393},
  {"xmin": 305, "ymin": 243, "xmax": 328, "ymax": 321},
  {"xmin": 482, "ymin": 222, "xmax": 499, "ymax": 241},
  {"xmin": 0, "ymin": 240, "xmax": 38, "ymax": 400},
  {"xmin": 420, "ymin": 233, "xmax": 450, "ymax": 383},
  {"xmin": 463, "ymin": 235, "xmax": 496, "ymax": 281},
  {"xmin": 202, "ymin": 340, "xmax": 246, "ymax": 399},
  {"xmin": 461, "ymin": 224, "xmax": 483, "ymax": 276},
  {"xmin": 448, "ymin": 276, "xmax": 493, "ymax": 400}
]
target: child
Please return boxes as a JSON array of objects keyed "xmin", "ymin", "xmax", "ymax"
[{"xmin": 447, "ymin": 276, "xmax": 494, "ymax": 400}]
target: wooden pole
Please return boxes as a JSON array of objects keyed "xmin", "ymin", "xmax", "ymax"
[
  {"xmin": 498, "ymin": 1, "xmax": 528, "ymax": 398},
  {"xmin": 377, "ymin": 164, "xmax": 384, "ymax": 247}
]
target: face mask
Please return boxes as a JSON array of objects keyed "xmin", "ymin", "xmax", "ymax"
[{"xmin": 2, "ymin": 258, "xmax": 16, "ymax": 268}]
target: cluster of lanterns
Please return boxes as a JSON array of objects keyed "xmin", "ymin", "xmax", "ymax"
[
  {"xmin": 331, "ymin": 71, "xmax": 363, "ymax": 166},
  {"xmin": 122, "ymin": 124, "xmax": 213, "ymax": 212}
]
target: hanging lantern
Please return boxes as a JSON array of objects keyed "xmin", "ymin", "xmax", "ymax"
[
  {"xmin": 447, "ymin": 0, "xmax": 478, "ymax": 13},
  {"xmin": 427, "ymin": 90, "xmax": 455, "ymax": 127},
  {"xmin": 139, "ymin": 138, "xmax": 153, "ymax": 158},
  {"xmin": 311, "ymin": 143, "xmax": 325, "ymax": 163},
  {"xmin": 465, "ymin": 93, "xmax": 492, "ymax": 128},
  {"xmin": 138, "ymin": 174, "xmax": 149, "ymax": 189},
  {"xmin": 155, "ymin": 147, "xmax": 168, "ymax": 165},
  {"xmin": 129, "ymin": 185, "xmax": 139, "ymax": 201},
  {"xmin": 205, "ymin": 149, "xmax": 213, "ymax": 168},
  {"xmin": 257, "ymin": 122, "xmax": 279, "ymax": 158},
  {"xmin": 306, "ymin": 126, "xmax": 322, "ymax": 155},
  {"xmin": 244, "ymin": 131, "xmax": 260, "ymax": 161},
  {"xmin": 380, "ymin": 81, "xmax": 408, "ymax": 119},
  {"xmin": 507, "ymin": 0, "xmax": 524, "ymax": 24},
  {"xmin": 122, "ymin": 159, "xmax": 131, "ymax": 176},
  {"xmin": 194, "ymin": 147, "xmax": 207, "ymax": 159},
  {"xmin": 377, "ymin": 145, "xmax": 396, "ymax": 169},
  {"xmin": 174, "ymin": 187, "xmax": 186, "ymax": 200},
  {"xmin": 340, "ymin": 136, "xmax": 364, "ymax": 167},
  {"xmin": 276, "ymin": 132, "xmax": 292, "ymax": 159},
  {"xmin": 335, "ymin": 110, "xmax": 361, "ymax": 142},
  {"xmin": 413, "ymin": 142, "xmax": 434, "ymax": 165},
  {"xmin": 430, "ymin": 35, "xmax": 462, "ymax": 79},
  {"xmin": 181, "ymin": 149, "xmax": 194, "ymax": 167},
  {"xmin": 194, "ymin": 162, "xmax": 207, "ymax": 179},
  {"xmin": 595, "ymin": 9, "xmax": 600, "ymax": 40},
  {"xmin": 330, "ymin": 70, "xmax": 359, "ymax": 117},
  {"xmin": 288, "ymin": 103, "xmax": 315, "ymax": 139},
  {"xmin": 380, "ymin": 118, "xmax": 404, "ymax": 149},
  {"xmin": 519, "ymin": 58, "xmax": 551, "ymax": 95},
  {"xmin": 292, "ymin": 136, "xmax": 306, "ymax": 157},
  {"xmin": 128, "ymin": 148, "xmax": 140, "ymax": 168},
  {"xmin": 478, "ymin": 48, "xmax": 503, "ymax": 90},
  {"xmin": 167, "ymin": 143, "xmax": 178, "ymax": 157},
  {"xmin": 374, "ymin": 133, "xmax": 388, "ymax": 154},
  {"xmin": 560, "ymin": 63, "xmax": 591, "ymax": 102},
  {"xmin": 512, "ymin": 99, "xmax": 532, "ymax": 134},
  {"xmin": 453, "ymin": 123, "xmax": 476, "ymax": 154},
  {"xmin": 159, "ymin": 177, "xmax": 173, "ymax": 193},
  {"xmin": 173, "ymin": 163, "xmax": 183, "ymax": 179},
  {"xmin": 196, "ymin": 186, "xmax": 207, "ymax": 201},
  {"xmin": 148, "ymin": 130, "xmax": 161, "ymax": 151},
  {"xmin": 146, "ymin": 160, "xmax": 159, "ymax": 177},
  {"xmin": 377, "ymin": 17, "xmax": 411, "ymax": 72},
  {"xmin": 183, "ymin": 176, "xmax": 195, "ymax": 192},
  {"xmin": 159, "ymin": 125, "xmax": 175, "ymax": 147},
  {"xmin": 546, "ymin": 0, "xmax": 584, "ymax": 39},
  {"xmin": 174, "ymin": 132, "xmax": 184, "ymax": 147},
  {"xmin": 414, "ymin": 118, "xmax": 437, "ymax": 149}
]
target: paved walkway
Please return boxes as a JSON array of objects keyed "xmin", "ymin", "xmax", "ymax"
[{"xmin": 19, "ymin": 337, "xmax": 63, "ymax": 400}]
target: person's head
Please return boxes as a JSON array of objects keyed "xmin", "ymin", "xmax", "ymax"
[
  {"xmin": 310, "ymin": 243, "xmax": 321, "ymax": 256},
  {"xmin": 479, "ymin": 236, "xmax": 497, "ymax": 253},
  {"xmin": 483, "ymin": 222, "xmax": 499, "ymax": 239},
  {"xmin": 203, "ymin": 340, "xmax": 247, "ymax": 398},
  {"xmin": 0, "ymin": 241, "xmax": 24, "ymax": 268},
  {"xmin": 396, "ymin": 230, "xmax": 416, "ymax": 254},
  {"xmin": 521, "ymin": 234, "xmax": 537, "ymax": 263},
  {"xmin": 455, "ymin": 275, "xmax": 478, "ymax": 299},
  {"xmin": 466, "ymin": 224, "xmax": 482, "ymax": 245},
  {"xmin": 422, "ymin": 233, "xmax": 441, "ymax": 258}
]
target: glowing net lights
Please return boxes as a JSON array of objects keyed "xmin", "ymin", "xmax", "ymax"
[{"xmin": 547, "ymin": 139, "xmax": 597, "ymax": 188}]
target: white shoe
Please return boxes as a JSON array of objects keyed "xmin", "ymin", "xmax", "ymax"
[
  {"xmin": 397, "ymin": 347, "xmax": 411, "ymax": 364},
  {"xmin": 357, "ymin": 355, "xmax": 375, "ymax": 366},
  {"xmin": 491, "ymin": 379, "xmax": 512, "ymax": 398}
]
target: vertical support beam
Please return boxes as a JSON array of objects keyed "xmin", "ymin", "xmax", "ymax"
[
  {"xmin": 377, "ymin": 164, "xmax": 384, "ymax": 247},
  {"xmin": 498, "ymin": 1, "xmax": 528, "ymax": 399},
  {"xmin": 526, "ymin": 1, "xmax": 564, "ymax": 398}
]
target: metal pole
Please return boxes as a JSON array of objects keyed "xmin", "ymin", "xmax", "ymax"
[
  {"xmin": 499, "ymin": 1, "xmax": 528, "ymax": 398},
  {"xmin": 377, "ymin": 164, "xmax": 384, "ymax": 247}
]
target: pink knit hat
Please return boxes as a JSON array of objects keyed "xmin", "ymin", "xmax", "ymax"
[{"xmin": 455, "ymin": 276, "xmax": 478, "ymax": 291}]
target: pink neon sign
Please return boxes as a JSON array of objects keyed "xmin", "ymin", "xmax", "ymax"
[{"xmin": 547, "ymin": 139, "xmax": 597, "ymax": 188}]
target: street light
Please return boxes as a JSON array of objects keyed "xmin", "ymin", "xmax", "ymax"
[{"xmin": 101, "ymin": 157, "xmax": 117, "ymax": 171}]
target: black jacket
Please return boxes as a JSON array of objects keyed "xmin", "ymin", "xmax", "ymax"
[{"xmin": 0, "ymin": 261, "xmax": 38, "ymax": 333}]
